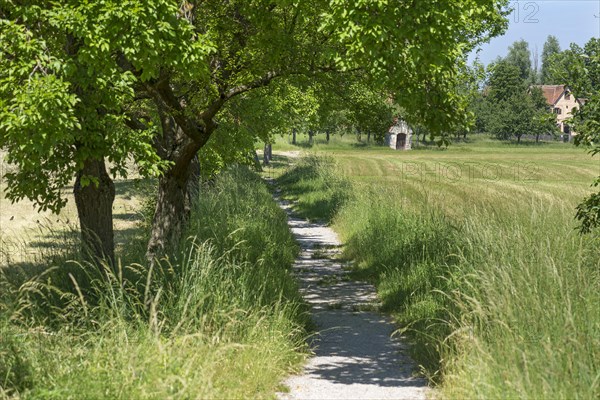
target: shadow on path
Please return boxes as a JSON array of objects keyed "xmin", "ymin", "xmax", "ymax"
[{"xmin": 274, "ymin": 184, "xmax": 428, "ymax": 400}]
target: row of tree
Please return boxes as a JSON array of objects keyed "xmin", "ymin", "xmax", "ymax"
[
  {"xmin": 461, "ymin": 36, "xmax": 600, "ymax": 144},
  {"xmin": 467, "ymin": 56, "xmax": 557, "ymax": 143},
  {"xmin": 502, "ymin": 34, "xmax": 599, "ymax": 88},
  {"xmin": 494, "ymin": 35, "xmax": 575, "ymax": 86},
  {"xmin": 411, "ymin": 36, "xmax": 567, "ymax": 145},
  {"xmin": 462, "ymin": 34, "xmax": 600, "ymax": 232},
  {"xmin": 0, "ymin": 1, "xmax": 509, "ymax": 265},
  {"xmin": 458, "ymin": 36, "xmax": 570, "ymax": 143}
]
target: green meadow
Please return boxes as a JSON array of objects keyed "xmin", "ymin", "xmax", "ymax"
[
  {"xmin": 2, "ymin": 131, "xmax": 598, "ymax": 399},
  {"xmin": 276, "ymin": 133, "xmax": 600, "ymax": 398}
]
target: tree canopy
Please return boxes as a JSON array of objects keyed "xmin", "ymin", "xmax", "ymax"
[
  {"xmin": 506, "ymin": 39, "xmax": 532, "ymax": 82},
  {"xmin": 555, "ymin": 38, "xmax": 600, "ymax": 232},
  {"xmin": 471, "ymin": 42, "xmax": 558, "ymax": 143},
  {"xmin": 325, "ymin": 0, "xmax": 509, "ymax": 132},
  {"xmin": 0, "ymin": 2, "xmax": 175, "ymax": 212},
  {"xmin": 540, "ymin": 35, "xmax": 561, "ymax": 84},
  {"xmin": 546, "ymin": 39, "xmax": 600, "ymax": 96},
  {"xmin": 487, "ymin": 59, "xmax": 525, "ymax": 102},
  {"xmin": 1, "ymin": 0, "xmax": 510, "ymax": 262}
]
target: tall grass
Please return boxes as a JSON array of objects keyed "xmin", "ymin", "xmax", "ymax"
[
  {"xmin": 0, "ymin": 166, "xmax": 307, "ymax": 399},
  {"xmin": 277, "ymin": 155, "xmax": 351, "ymax": 222},
  {"xmin": 280, "ymin": 154, "xmax": 600, "ymax": 398},
  {"xmin": 335, "ymin": 187, "xmax": 460, "ymax": 376},
  {"xmin": 440, "ymin": 205, "xmax": 600, "ymax": 399}
]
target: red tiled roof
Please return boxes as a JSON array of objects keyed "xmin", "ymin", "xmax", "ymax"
[{"xmin": 533, "ymin": 85, "xmax": 566, "ymax": 105}]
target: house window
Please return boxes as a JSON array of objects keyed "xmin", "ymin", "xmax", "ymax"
[
  {"xmin": 565, "ymin": 92, "xmax": 571, "ymax": 100},
  {"xmin": 554, "ymin": 107, "xmax": 562, "ymax": 115},
  {"xmin": 564, "ymin": 124, "xmax": 571, "ymax": 134}
]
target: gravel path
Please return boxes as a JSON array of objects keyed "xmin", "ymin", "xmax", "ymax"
[{"xmin": 275, "ymin": 190, "xmax": 428, "ymax": 400}]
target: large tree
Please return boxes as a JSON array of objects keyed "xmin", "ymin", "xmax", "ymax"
[
  {"xmin": 487, "ymin": 59, "xmax": 525, "ymax": 102},
  {"xmin": 487, "ymin": 89, "xmax": 555, "ymax": 143},
  {"xmin": 555, "ymin": 38, "xmax": 600, "ymax": 232},
  {"xmin": 1, "ymin": 0, "xmax": 510, "ymax": 264},
  {"xmin": 546, "ymin": 40, "xmax": 600, "ymax": 95},
  {"xmin": 573, "ymin": 93, "xmax": 600, "ymax": 232},
  {"xmin": 540, "ymin": 35, "xmax": 561, "ymax": 84},
  {"xmin": 0, "ymin": 3, "xmax": 174, "ymax": 263},
  {"xmin": 483, "ymin": 58, "xmax": 556, "ymax": 142},
  {"xmin": 506, "ymin": 39, "xmax": 533, "ymax": 82},
  {"xmin": 529, "ymin": 87, "xmax": 558, "ymax": 143}
]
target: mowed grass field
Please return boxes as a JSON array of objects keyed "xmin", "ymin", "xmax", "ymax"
[
  {"xmin": 0, "ymin": 151, "xmax": 151, "ymax": 267},
  {"xmin": 275, "ymin": 134, "xmax": 600, "ymax": 399},
  {"xmin": 274, "ymin": 133, "xmax": 599, "ymax": 216}
]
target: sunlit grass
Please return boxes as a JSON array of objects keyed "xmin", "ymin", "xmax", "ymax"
[
  {"xmin": 277, "ymin": 137, "xmax": 600, "ymax": 398},
  {"xmin": 0, "ymin": 166, "xmax": 308, "ymax": 399},
  {"xmin": 0, "ymin": 151, "xmax": 152, "ymax": 266}
]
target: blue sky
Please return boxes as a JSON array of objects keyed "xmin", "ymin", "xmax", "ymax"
[{"xmin": 469, "ymin": 0, "xmax": 600, "ymax": 65}]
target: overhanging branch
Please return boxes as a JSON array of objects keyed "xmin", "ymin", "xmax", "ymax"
[
  {"xmin": 200, "ymin": 71, "xmax": 281, "ymax": 123},
  {"xmin": 146, "ymin": 73, "xmax": 207, "ymax": 144},
  {"xmin": 225, "ymin": 71, "xmax": 279, "ymax": 99},
  {"xmin": 124, "ymin": 113, "xmax": 149, "ymax": 131}
]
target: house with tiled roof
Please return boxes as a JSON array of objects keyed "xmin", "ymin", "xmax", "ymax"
[{"xmin": 533, "ymin": 85, "xmax": 585, "ymax": 139}]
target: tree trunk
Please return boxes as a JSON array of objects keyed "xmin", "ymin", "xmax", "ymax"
[
  {"xmin": 146, "ymin": 167, "xmax": 191, "ymax": 263},
  {"xmin": 517, "ymin": 135, "xmax": 522, "ymax": 144},
  {"xmin": 263, "ymin": 143, "xmax": 272, "ymax": 165},
  {"xmin": 536, "ymin": 133, "xmax": 540, "ymax": 143},
  {"xmin": 292, "ymin": 128, "xmax": 297, "ymax": 144},
  {"xmin": 146, "ymin": 106, "xmax": 205, "ymax": 263},
  {"xmin": 252, "ymin": 150, "xmax": 262, "ymax": 172},
  {"xmin": 326, "ymin": 130, "xmax": 330, "ymax": 143},
  {"xmin": 263, "ymin": 143, "xmax": 271, "ymax": 165},
  {"xmin": 73, "ymin": 158, "xmax": 115, "ymax": 265},
  {"xmin": 308, "ymin": 130, "xmax": 314, "ymax": 145},
  {"xmin": 187, "ymin": 153, "xmax": 201, "ymax": 207},
  {"xmin": 367, "ymin": 132, "xmax": 371, "ymax": 142}
]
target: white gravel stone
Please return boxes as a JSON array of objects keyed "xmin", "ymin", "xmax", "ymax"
[{"xmin": 275, "ymin": 193, "xmax": 429, "ymax": 400}]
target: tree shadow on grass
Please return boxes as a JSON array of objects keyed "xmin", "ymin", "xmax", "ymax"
[
  {"xmin": 113, "ymin": 212, "xmax": 144, "ymax": 225},
  {"xmin": 1, "ymin": 223, "xmax": 149, "ymax": 320},
  {"xmin": 291, "ymin": 142, "xmax": 315, "ymax": 149},
  {"xmin": 501, "ymin": 140, "xmax": 555, "ymax": 147},
  {"xmin": 264, "ymin": 154, "xmax": 296, "ymax": 171},
  {"xmin": 350, "ymin": 141, "xmax": 383, "ymax": 149},
  {"xmin": 289, "ymin": 198, "xmax": 336, "ymax": 223},
  {"xmin": 113, "ymin": 178, "xmax": 155, "ymax": 200},
  {"xmin": 1, "ymin": 220, "xmax": 147, "ymax": 291}
]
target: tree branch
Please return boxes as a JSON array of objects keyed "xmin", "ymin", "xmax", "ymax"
[
  {"xmin": 124, "ymin": 113, "xmax": 149, "ymax": 131},
  {"xmin": 226, "ymin": 71, "xmax": 280, "ymax": 99},
  {"xmin": 200, "ymin": 71, "xmax": 281, "ymax": 123},
  {"xmin": 146, "ymin": 73, "xmax": 207, "ymax": 144}
]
